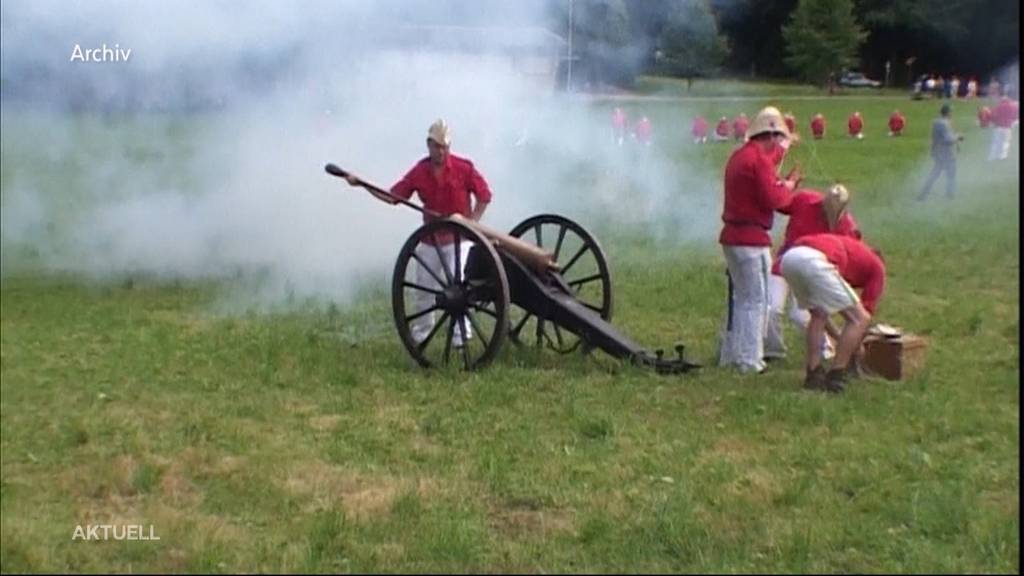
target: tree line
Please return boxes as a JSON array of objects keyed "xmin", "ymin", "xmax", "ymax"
[{"xmin": 547, "ymin": 0, "xmax": 1019, "ymax": 90}]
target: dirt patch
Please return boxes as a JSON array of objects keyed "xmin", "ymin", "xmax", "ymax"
[
  {"xmin": 143, "ymin": 502, "xmax": 249, "ymax": 567},
  {"xmin": 979, "ymin": 489, "xmax": 1020, "ymax": 518},
  {"xmin": 487, "ymin": 499, "xmax": 576, "ymax": 538},
  {"xmin": 60, "ymin": 454, "xmax": 137, "ymax": 499},
  {"xmin": 283, "ymin": 401, "xmax": 319, "ymax": 415},
  {"xmin": 409, "ymin": 434, "xmax": 443, "ymax": 458},
  {"xmin": 308, "ymin": 415, "xmax": 342, "ymax": 432},
  {"xmin": 697, "ymin": 395, "xmax": 723, "ymax": 419},
  {"xmin": 158, "ymin": 460, "xmax": 203, "ymax": 508},
  {"xmin": 280, "ymin": 460, "xmax": 430, "ymax": 521},
  {"xmin": 725, "ymin": 466, "xmax": 783, "ymax": 506},
  {"xmin": 215, "ymin": 455, "xmax": 247, "ymax": 475},
  {"xmin": 695, "ymin": 435, "xmax": 761, "ymax": 467},
  {"xmin": 74, "ymin": 493, "xmax": 145, "ymax": 526},
  {"xmin": 343, "ymin": 483, "xmax": 402, "ymax": 520},
  {"xmin": 375, "ymin": 403, "xmax": 416, "ymax": 433}
]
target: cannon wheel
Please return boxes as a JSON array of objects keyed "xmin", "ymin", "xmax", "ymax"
[
  {"xmin": 507, "ymin": 214, "xmax": 613, "ymax": 353},
  {"xmin": 392, "ymin": 219, "xmax": 510, "ymax": 370}
]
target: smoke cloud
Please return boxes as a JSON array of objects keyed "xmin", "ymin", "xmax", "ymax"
[{"xmin": 1, "ymin": 0, "xmax": 721, "ymax": 311}]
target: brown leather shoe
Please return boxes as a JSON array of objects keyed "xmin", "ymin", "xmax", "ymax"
[
  {"xmin": 823, "ymin": 368, "xmax": 847, "ymax": 393},
  {"xmin": 803, "ymin": 366, "xmax": 827, "ymax": 391}
]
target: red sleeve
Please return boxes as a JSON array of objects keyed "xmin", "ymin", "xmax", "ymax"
[
  {"xmin": 468, "ymin": 164, "xmax": 492, "ymax": 204},
  {"xmin": 778, "ymin": 190, "xmax": 809, "ymax": 215},
  {"xmin": 860, "ymin": 265, "xmax": 885, "ymax": 315},
  {"xmin": 755, "ymin": 154, "xmax": 791, "ymax": 211},
  {"xmin": 390, "ymin": 162, "xmax": 422, "ymax": 200}
]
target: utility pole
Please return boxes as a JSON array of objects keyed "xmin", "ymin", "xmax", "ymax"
[{"xmin": 566, "ymin": 0, "xmax": 574, "ymax": 92}]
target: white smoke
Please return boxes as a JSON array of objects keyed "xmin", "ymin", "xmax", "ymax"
[{"xmin": 1, "ymin": 0, "xmax": 722, "ymax": 310}]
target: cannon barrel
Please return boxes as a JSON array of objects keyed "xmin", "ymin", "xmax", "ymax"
[{"xmin": 448, "ymin": 214, "xmax": 559, "ymax": 276}]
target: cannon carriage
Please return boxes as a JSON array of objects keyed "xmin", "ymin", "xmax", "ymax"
[{"xmin": 326, "ymin": 163, "xmax": 699, "ymax": 374}]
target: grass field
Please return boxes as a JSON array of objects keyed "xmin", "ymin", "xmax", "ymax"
[{"xmin": 1, "ymin": 84, "xmax": 1019, "ymax": 573}]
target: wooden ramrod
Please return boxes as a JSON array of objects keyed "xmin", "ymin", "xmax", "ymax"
[{"xmin": 324, "ymin": 163, "xmax": 558, "ymax": 275}]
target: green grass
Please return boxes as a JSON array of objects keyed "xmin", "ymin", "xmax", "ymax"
[
  {"xmin": 632, "ymin": 74, "xmax": 909, "ymax": 98},
  {"xmin": 1, "ymin": 82, "xmax": 1019, "ymax": 573}
]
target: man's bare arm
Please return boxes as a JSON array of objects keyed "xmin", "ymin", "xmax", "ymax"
[{"xmin": 470, "ymin": 200, "xmax": 489, "ymax": 222}]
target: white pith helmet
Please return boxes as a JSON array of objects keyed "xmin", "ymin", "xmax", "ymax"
[
  {"xmin": 427, "ymin": 119, "xmax": 451, "ymax": 146},
  {"xmin": 746, "ymin": 106, "xmax": 790, "ymax": 140}
]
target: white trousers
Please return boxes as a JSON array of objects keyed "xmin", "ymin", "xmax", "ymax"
[
  {"xmin": 412, "ymin": 242, "xmax": 471, "ymax": 346},
  {"xmin": 719, "ymin": 245, "xmax": 771, "ymax": 373},
  {"xmin": 780, "ymin": 247, "xmax": 860, "ymax": 315},
  {"xmin": 766, "ymin": 273, "xmax": 835, "ymax": 359},
  {"xmin": 989, "ymin": 127, "xmax": 1012, "ymax": 160}
]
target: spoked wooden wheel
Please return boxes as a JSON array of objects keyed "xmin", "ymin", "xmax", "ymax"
[
  {"xmin": 507, "ymin": 214, "xmax": 613, "ymax": 353},
  {"xmin": 392, "ymin": 219, "xmax": 510, "ymax": 370}
]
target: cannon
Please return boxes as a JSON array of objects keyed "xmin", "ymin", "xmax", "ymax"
[{"xmin": 326, "ymin": 164, "xmax": 699, "ymax": 374}]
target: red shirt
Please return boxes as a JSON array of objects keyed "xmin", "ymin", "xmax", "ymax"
[
  {"xmin": 692, "ymin": 116, "xmax": 708, "ymax": 138},
  {"xmin": 784, "ymin": 115, "xmax": 797, "ymax": 136},
  {"xmin": 772, "ymin": 190, "xmax": 861, "ymax": 274},
  {"xmin": 612, "ymin": 109, "xmax": 626, "ymax": 129},
  {"xmin": 792, "ymin": 234, "xmax": 886, "ymax": 314},
  {"xmin": 811, "ymin": 116, "xmax": 826, "ymax": 137},
  {"xmin": 635, "ymin": 118, "xmax": 652, "ymax": 142},
  {"xmin": 993, "ymin": 98, "xmax": 1019, "ymax": 128},
  {"xmin": 716, "ymin": 119, "xmax": 730, "ymax": 137},
  {"xmin": 888, "ymin": 113, "xmax": 905, "ymax": 133},
  {"xmin": 392, "ymin": 154, "xmax": 492, "ymax": 243},
  {"xmin": 978, "ymin": 107, "xmax": 993, "ymax": 128},
  {"xmin": 733, "ymin": 116, "xmax": 749, "ymax": 140},
  {"xmin": 848, "ymin": 115, "xmax": 863, "ymax": 135},
  {"xmin": 719, "ymin": 141, "xmax": 792, "ymax": 246}
]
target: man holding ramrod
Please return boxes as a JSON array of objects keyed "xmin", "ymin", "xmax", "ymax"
[{"xmin": 343, "ymin": 119, "xmax": 492, "ymax": 347}]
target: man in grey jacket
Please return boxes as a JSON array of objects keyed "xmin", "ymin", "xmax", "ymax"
[{"xmin": 917, "ymin": 104, "xmax": 964, "ymax": 200}]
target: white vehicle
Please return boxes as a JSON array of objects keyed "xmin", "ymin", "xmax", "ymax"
[{"xmin": 839, "ymin": 71, "xmax": 882, "ymax": 88}]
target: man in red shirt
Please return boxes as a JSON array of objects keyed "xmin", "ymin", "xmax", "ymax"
[
  {"xmin": 714, "ymin": 116, "xmax": 730, "ymax": 142},
  {"xmin": 780, "ymin": 234, "xmax": 885, "ymax": 392},
  {"xmin": 848, "ymin": 111, "xmax": 864, "ymax": 139},
  {"xmin": 766, "ymin": 185, "xmax": 861, "ymax": 362},
  {"xmin": 733, "ymin": 113, "xmax": 750, "ymax": 142},
  {"xmin": 810, "ymin": 113, "xmax": 826, "ymax": 139},
  {"xmin": 978, "ymin": 105, "xmax": 993, "ymax": 128},
  {"xmin": 988, "ymin": 95, "xmax": 1019, "ymax": 160},
  {"xmin": 783, "ymin": 112, "xmax": 798, "ymax": 140},
  {"xmin": 692, "ymin": 114, "xmax": 709, "ymax": 144},
  {"xmin": 634, "ymin": 116, "xmax": 653, "ymax": 147},
  {"xmin": 888, "ymin": 110, "xmax": 906, "ymax": 136},
  {"xmin": 718, "ymin": 106, "xmax": 800, "ymax": 374},
  {"xmin": 347, "ymin": 119, "xmax": 492, "ymax": 346}
]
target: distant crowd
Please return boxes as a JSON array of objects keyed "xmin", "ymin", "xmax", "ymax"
[
  {"xmin": 607, "ymin": 92, "xmax": 1019, "ymax": 149},
  {"xmin": 912, "ymin": 74, "xmax": 1009, "ymax": 100}
]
